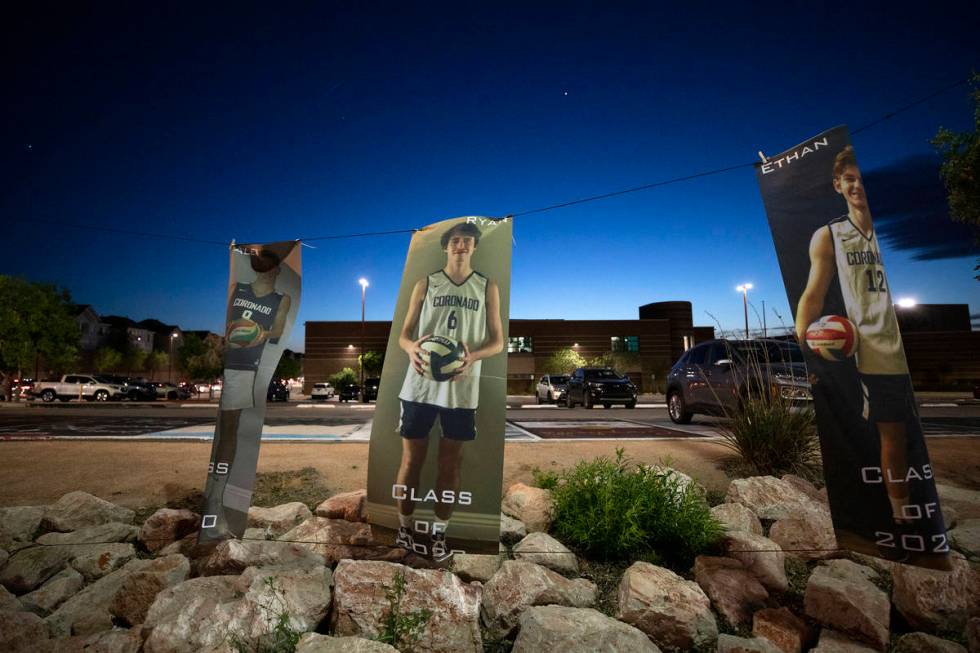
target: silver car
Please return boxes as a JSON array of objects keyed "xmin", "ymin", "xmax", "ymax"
[{"xmin": 535, "ymin": 374, "xmax": 569, "ymax": 404}]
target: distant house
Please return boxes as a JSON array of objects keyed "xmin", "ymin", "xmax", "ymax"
[
  {"xmin": 137, "ymin": 319, "xmax": 183, "ymax": 353},
  {"xmin": 101, "ymin": 315, "xmax": 155, "ymax": 353},
  {"xmin": 183, "ymin": 330, "xmax": 224, "ymax": 348},
  {"xmin": 73, "ymin": 305, "xmax": 106, "ymax": 351}
]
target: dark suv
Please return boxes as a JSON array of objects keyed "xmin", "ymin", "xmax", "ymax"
[
  {"xmin": 564, "ymin": 367, "xmax": 638, "ymax": 409},
  {"xmin": 267, "ymin": 379, "xmax": 289, "ymax": 402},
  {"xmin": 665, "ymin": 339, "xmax": 812, "ymax": 424},
  {"xmin": 362, "ymin": 377, "xmax": 381, "ymax": 402}
]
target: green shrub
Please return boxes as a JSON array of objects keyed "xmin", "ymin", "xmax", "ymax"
[
  {"xmin": 377, "ymin": 570, "xmax": 431, "ymax": 652},
  {"xmin": 544, "ymin": 450, "xmax": 722, "ymax": 567},
  {"xmin": 717, "ymin": 392, "xmax": 820, "ymax": 478},
  {"xmin": 230, "ymin": 577, "xmax": 303, "ymax": 653}
]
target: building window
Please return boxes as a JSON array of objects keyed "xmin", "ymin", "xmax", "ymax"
[
  {"xmin": 611, "ymin": 336, "xmax": 639, "ymax": 353},
  {"xmin": 507, "ymin": 336, "xmax": 533, "ymax": 353}
]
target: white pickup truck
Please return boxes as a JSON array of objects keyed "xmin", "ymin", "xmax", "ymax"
[{"xmin": 32, "ymin": 375, "xmax": 127, "ymax": 402}]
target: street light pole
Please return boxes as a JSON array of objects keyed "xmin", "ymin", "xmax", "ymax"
[
  {"xmin": 358, "ymin": 278, "xmax": 369, "ymax": 402},
  {"xmin": 168, "ymin": 332, "xmax": 178, "ymax": 383},
  {"xmin": 736, "ymin": 284, "xmax": 753, "ymax": 339}
]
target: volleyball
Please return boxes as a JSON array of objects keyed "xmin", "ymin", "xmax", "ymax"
[
  {"xmin": 805, "ymin": 315, "xmax": 858, "ymax": 361},
  {"xmin": 419, "ymin": 335, "xmax": 466, "ymax": 381},
  {"xmin": 227, "ymin": 318, "xmax": 262, "ymax": 347}
]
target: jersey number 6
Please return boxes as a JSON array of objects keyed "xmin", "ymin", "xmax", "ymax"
[{"xmin": 447, "ymin": 310, "xmax": 457, "ymax": 330}]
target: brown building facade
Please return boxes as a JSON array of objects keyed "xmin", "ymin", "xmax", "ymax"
[{"xmin": 304, "ymin": 301, "xmax": 714, "ymax": 394}]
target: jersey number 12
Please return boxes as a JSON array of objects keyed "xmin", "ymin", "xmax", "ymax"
[{"xmin": 865, "ymin": 269, "xmax": 886, "ymax": 293}]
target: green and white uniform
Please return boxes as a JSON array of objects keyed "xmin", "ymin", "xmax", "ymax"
[
  {"xmin": 828, "ymin": 216, "xmax": 908, "ymax": 376},
  {"xmin": 399, "ymin": 270, "xmax": 488, "ymax": 409}
]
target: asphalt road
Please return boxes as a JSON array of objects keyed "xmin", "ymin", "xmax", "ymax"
[{"xmin": 1, "ymin": 396, "xmax": 977, "ymax": 440}]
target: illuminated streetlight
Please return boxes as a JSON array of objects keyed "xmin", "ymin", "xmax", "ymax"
[
  {"xmin": 168, "ymin": 332, "xmax": 178, "ymax": 383},
  {"xmin": 736, "ymin": 283, "xmax": 754, "ymax": 339},
  {"xmin": 896, "ymin": 298, "xmax": 917, "ymax": 308},
  {"xmin": 358, "ymin": 278, "xmax": 369, "ymax": 401}
]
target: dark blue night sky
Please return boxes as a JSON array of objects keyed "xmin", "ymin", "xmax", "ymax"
[{"xmin": 3, "ymin": 3, "xmax": 978, "ymax": 351}]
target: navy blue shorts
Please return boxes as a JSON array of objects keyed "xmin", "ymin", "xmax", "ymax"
[
  {"xmin": 399, "ymin": 400, "xmax": 477, "ymax": 441},
  {"xmin": 860, "ymin": 374, "xmax": 915, "ymax": 423}
]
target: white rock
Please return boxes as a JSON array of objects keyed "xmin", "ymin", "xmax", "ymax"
[
  {"xmin": 296, "ymin": 633, "xmax": 399, "ymax": 652},
  {"xmin": 722, "ymin": 531, "xmax": 788, "ymax": 592},
  {"xmin": 711, "ymin": 503, "xmax": 764, "ymax": 536},
  {"xmin": 513, "ymin": 532, "xmax": 578, "ymax": 575},
  {"xmin": 314, "ymin": 491, "xmax": 367, "ymax": 523},
  {"xmin": 138, "ymin": 508, "xmax": 199, "ymax": 554},
  {"xmin": 0, "ymin": 545, "xmax": 73, "ymax": 594},
  {"xmin": 45, "ymin": 554, "xmax": 189, "ymax": 637},
  {"xmin": 452, "ymin": 554, "xmax": 502, "ymax": 583},
  {"xmin": 41, "ymin": 492, "xmax": 135, "ymax": 533},
  {"xmin": 199, "ymin": 538, "xmax": 325, "ymax": 576},
  {"xmin": 891, "ymin": 551, "xmax": 980, "ymax": 633},
  {"xmin": 513, "ymin": 605, "xmax": 662, "ymax": 652},
  {"xmin": 726, "ymin": 476, "xmax": 829, "ymax": 521},
  {"xmin": 0, "ymin": 609, "xmax": 50, "ymax": 651},
  {"xmin": 615, "ymin": 560, "xmax": 717, "ymax": 652},
  {"xmin": 949, "ymin": 518, "xmax": 980, "ymax": 559},
  {"xmin": 331, "ymin": 560, "xmax": 482, "ymax": 653},
  {"xmin": 19, "ymin": 567, "xmax": 84, "ymax": 616},
  {"xmin": 804, "ymin": 561, "xmax": 889, "ymax": 650},
  {"xmin": 36, "ymin": 522, "xmax": 139, "ymax": 546},
  {"xmin": 499, "ymin": 513, "xmax": 527, "ymax": 544},
  {"xmin": 501, "ymin": 483, "xmax": 554, "ymax": 533},
  {"xmin": 0, "ymin": 506, "xmax": 45, "ymax": 547},
  {"xmin": 70, "ymin": 543, "xmax": 137, "ymax": 582},
  {"xmin": 248, "ymin": 502, "xmax": 313, "ymax": 536}
]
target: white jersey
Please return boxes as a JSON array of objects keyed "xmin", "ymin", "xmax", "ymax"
[
  {"xmin": 399, "ymin": 270, "xmax": 489, "ymax": 409},
  {"xmin": 828, "ymin": 216, "xmax": 908, "ymax": 375}
]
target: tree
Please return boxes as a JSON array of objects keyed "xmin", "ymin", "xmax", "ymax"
[
  {"xmin": 177, "ymin": 334, "xmax": 223, "ymax": 383},
  {"xmin": 933, "ymin": 72, "xmax": 980, "ymax": 241},
  {"xmin": 543, "ymin": 348, "xmax": 586, "ymax": 375},
  {"xmin": 123, "ymin": 346, "xmax": 147, "ymax": 376},
  {"xmin": 588, "ymin": 351, "xmax": 640, "ymax": 372},
  {"xmin": 359, "ymin": 350, "xmax": 384, "ymax": 377},
  {"xmin": 145, "ymin": 350, "xmax": 170, "ymax": 376},
  {"xmin": 329, "ymin": 367, "xmax": 358, "ymax": 390},
  {"xmin": 275, "ymin": 355, "xmax": 302, "ymax": 380},
  {"xmin": 0, "ymin": 276, "xmax": 80, "ymax": 377},
  {"xmin": 94, "ymin": 347, "xmax": 123, "ymax": 372}
]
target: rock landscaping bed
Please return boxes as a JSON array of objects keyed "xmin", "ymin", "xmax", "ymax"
[{"xmin": 1, "ymin": 471, "xmax": 978, "ymax": 652}]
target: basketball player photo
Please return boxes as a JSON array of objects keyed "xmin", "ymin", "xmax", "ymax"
[
  {"xmin": 366, "ymin": 216, "xmax": 512, "ymax": 562},
  {"xmin": 757, "ymin": 126, "xmax": 948, "ymax": 569},
  {"xmin": 200, "ymin": 241, "xmax": 300, "ymax": 544}
]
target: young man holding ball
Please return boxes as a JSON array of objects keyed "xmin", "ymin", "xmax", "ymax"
[
  {"xmin": 795, "ymin": 146, "xmax": 913, "ymax": 527},
  {"xmin": 394, "ymin": 221, "xmax": 503, "ymax": 559}
]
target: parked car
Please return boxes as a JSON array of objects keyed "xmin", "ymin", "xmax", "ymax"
[
  {"xmin": 564, "ymin": 368, "xmax": 637, "ymax": 409},
  {"xmin": 362, "ymin": 377, "xmax": 381, "ymax": 402},
  {"xmin": 32, "ymin": 375, "xmax": 127, "ymax": 402},
  {"xmin": 338, "ymin": 384, "xmax": 361, "ymax": 403},
  {"xmin": 535, "ymin": 374, "xmax": 569, "ymax": 404},
  {"xmin": 665, "ymin": 338, "xmax": 812, "ymax": 424},
  {"xmin": 311, "ymin": 382, "xmax": 334, "ymax": 401},
  {"xmin": 267, "ymin": 379, "xmax": 289, "ymax": 402},
  {"xmin": 152, "ymin": 382, "xmax": 191, "ymax": 400}
]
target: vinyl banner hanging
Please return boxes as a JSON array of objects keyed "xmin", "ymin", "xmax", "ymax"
[
  {"xmin": 367, "ymin": 216, "xmax": 512, "ymax": 561},
  {"xmin": 199, "ymin": 240, "xmax": 302, "ymax": 544},
  {"xmin": 755, "ymin": 126, "xmax": 949, "ymax": 569}
]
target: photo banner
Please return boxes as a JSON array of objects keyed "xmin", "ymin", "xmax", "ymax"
[
  {"xmin": 756, "ymin": 126, "xmax": 949, "ymax": 569},
  {"xmin": 367, "ymin": 216, "xmax": 512, "ymax": 561},
  {"xmin": 199, "ymin": 240, "xmax": 302, "ymax": 544}
]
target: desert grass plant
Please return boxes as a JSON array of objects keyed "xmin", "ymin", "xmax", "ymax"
[
  {"xmin": 376, "ymin": 570, "xmax": 432, "ymax": 652},
  {"xmin": 716, "ymin": 390, "xmax": 820, "ymax": 478},
  {"xmin": 707, "ymin": 340, "xmax": 821, "ymax": 478},
  {"xmin": 540, "ymin": 449, "xmax": 723, "ymax": 568},
  {"xmin": 230, "ymin": 577, "xmax": 304, "ymax": 653}
]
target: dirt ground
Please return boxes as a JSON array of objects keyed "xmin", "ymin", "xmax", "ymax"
[{"xmin": 1, "ymin": 437, "xmax": 977, "ymax": 511}]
